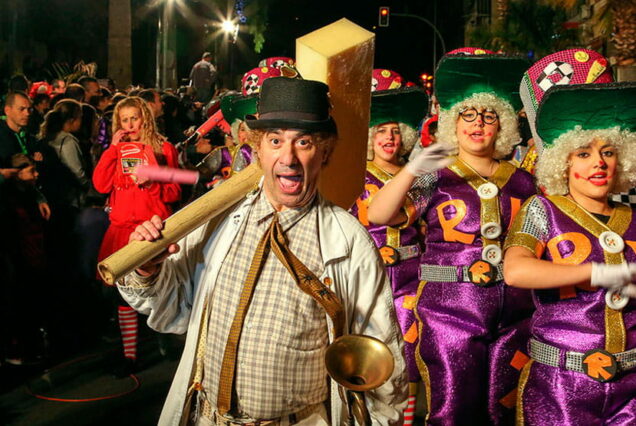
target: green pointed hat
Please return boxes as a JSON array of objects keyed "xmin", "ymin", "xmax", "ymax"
[
  {"xmin": 220, "ymin": 94, "xmax": 258, "ymax": 125},
  {"xmin": 370, "ymin": 86, "xmax": 429, "ymax": 129},
  {"xmin": 435, "ymin": 54, "xmax": 530, "ymax": 111},
  {"xmin": 536, "ymin": 82, "xmax": 636, "ymax": 149}
]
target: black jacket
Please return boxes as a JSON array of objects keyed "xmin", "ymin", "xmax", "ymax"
[{"xmin": 0, "ymin": 119, "xmax": 25, "ymax": 168}]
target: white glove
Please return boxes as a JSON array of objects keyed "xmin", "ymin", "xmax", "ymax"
[
  {"xmin": 590, "ymin": 262, "xmax": 636, "ymax": 290},
  {"xmin": 620, "ymin": 284, "xmax": 636, "ymax": 298},
  {"xmin": 405, "ymin": 144, "xmax": 453, "ymax": 177}
]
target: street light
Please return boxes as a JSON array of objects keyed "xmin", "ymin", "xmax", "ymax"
[
  {"xmin": 221, "ymin": 20, "xmax": 235, "ymax": 33},
  {"xmin": 221, "ymin": 20, "xmax": 239, "ymax": 43}
]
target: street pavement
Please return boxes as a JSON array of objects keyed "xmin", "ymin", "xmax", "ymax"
[
  {"xmin": 0, "ymin": 328, "xmax": 183, "ymax": 426},
  {"xmin": 1, "ymin": 322, "xmax": 427, "ymax": 425}
]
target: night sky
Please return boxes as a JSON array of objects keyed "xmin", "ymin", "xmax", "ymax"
[
  {"xmin": 1, "ymin": 0, "xmax": 466, "ymax": 89},
  {"xmin": 247, "ymin": 0, "xmax": 466, "ymax": 83}
]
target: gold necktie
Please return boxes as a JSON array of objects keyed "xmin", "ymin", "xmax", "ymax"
[{"xmin": 216, "ymin": 216, "xmax": 277, "ymax": 415}]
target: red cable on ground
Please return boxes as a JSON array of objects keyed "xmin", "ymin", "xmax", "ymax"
[{"xmin": 24, "ymin": 354, "xmax": 141, "ymax": 402}]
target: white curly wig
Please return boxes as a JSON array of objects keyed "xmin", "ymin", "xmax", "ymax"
[
  {"xmin": 436, "ymin": 92, "xmax": 519, "ymax": 160},
  {"xmin": 367, "ymin": 121, "xmax": 418, "ymax": 162},
  {"xmin": 536, "ymin": 127, "xmax": 636, "ymax": 196},
  {"xmin": 230, "ymin": 119, "xmax": 252, "ymax": 145}
]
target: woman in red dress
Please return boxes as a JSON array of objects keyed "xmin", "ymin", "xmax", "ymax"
[{"xmin": 93, "ymin": 96, "xmax": 181, "ymax": 375}]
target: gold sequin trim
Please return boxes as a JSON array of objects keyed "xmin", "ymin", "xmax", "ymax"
[
  {"xmin": 226, "ymin": 145, "xmax": 240, "ymax": 177},
  {"xmin": 605, "ymin": 306, "xmax": 627, "ymax": 354},
  {"xmin": 448, "ymin": 158, "xmax": 516, "ymax": 249},
  {"xmin": 520, "ymin": 145, "xmax": 537, "ymax": 175},
  {"xmin": 607, "ymin": 204, "xmax": 632, "ymax": 237},
  {"xmin": 413, "ymin": 280, "xmax": 431, "ymax": 422},
  {"xmin": 366, "ymin": 161, "xmax": 394, "ymax": 184},
  {"xmin": 386, "ymin": 227, "xmax": 400, "ymax": 249},
  {"xmin": 504, "ymin": 234, "xmax": 542, "ymax": 258},
  {"xmin": 416, "ymin": 354, "xmax": 431, "ymax": 424},
  {"xmin": 515, "ymin": 360, "xmax": 534, "ymax": 426},
  {"xmin": 547, "ymin": 196, "xmax": 631, "ymax": 238}
]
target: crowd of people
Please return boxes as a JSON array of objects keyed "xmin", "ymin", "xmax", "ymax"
[
  {"xmin": 2, "ymin": 45, "xmax": 636, "ymax": 426},
  {"xmin": 0, "ymin": 70, "xmax": 226, "ymax": 376}
]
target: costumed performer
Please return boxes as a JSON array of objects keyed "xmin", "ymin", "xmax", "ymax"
[
  {"xmin": 195, "ymin": 93, "xmax": 255, "ymax": 187},
  {"xmin": 116, "ymin": 77, "xmax": 408, "ymax": 425},
  {"xmin": 350, "ymin": 68, "xmax": 427, "ymax": 425},
  {"xmin": 368, "ymin": 52, "xmax": 536, "ymax": 425},
  {"xmin": 504, "ymin": 82, "xmax": 636, "ymax": 424},
  {"xmin": 93, "ymin": 96, "xmax": 181, "ymax": 375}
]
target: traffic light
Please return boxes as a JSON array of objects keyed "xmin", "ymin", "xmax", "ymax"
[
  {"xmin": 420, "ymin": 72, "xmax": 434, "ymax": 94},
  {"xmin": 379, "ymin": 7, "xmax": 390, "ymax": 27}
]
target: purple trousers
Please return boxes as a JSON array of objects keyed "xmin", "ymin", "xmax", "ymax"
[
  {"xmin": 388, "ymin": 256, "xmax": 421, "ymax": 384},
  {"xmin": 518, "ymin": 361, "xmax": 636, "ymax": 425},
  {"xmin": 416, "ymin": 280, "xmax": 533, "ymax": 425}
]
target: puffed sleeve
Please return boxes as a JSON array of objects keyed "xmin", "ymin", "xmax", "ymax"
[
  {"xmin": 504, "ymin": 195, "xmax": 549, "ymax": 258},
  {"xmin": 92, "ymin": 145, "xmax": 118, "ymax": 194},
  {"xmin": 406, "ymin": 172, "xmax": 438, "ymax": 217}
]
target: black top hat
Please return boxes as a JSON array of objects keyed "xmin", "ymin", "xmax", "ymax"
[{"xmin": 245, "ymin": 77, "xmax": 337, "ymax": 133}]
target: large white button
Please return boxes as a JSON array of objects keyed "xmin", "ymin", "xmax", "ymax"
[
  {"xmin": 482, "ymin": 244, "xmax": 502, "ymax": 265},
  {"xmin": 599, "ymin": 231, "xmax": 624, "ymax": 254},
  {"xmin": 481, "ymin": 222, "xmax": 502, "ymax": 240},
  {"xmin": 477, "ymin": 182, "xmax": 498, "ymax": 200},
  {"xmin": 606, "ymin": 289, "xmax": 629, "ymax": 310}
]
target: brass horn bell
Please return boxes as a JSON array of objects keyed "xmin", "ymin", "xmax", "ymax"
[{"xmin": 325, "ymin": 334, "xmax": 395, "ymax": 425}]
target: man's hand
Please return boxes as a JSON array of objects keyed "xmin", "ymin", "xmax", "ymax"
[
  {"xmin": 195, "ymin": 137, "xmax": 212, "ymax": 154},
  {"xmin": 33, "ymin": 152, "xmax": 44, "ymax": 162},
  {"xmin": 38, "ymin": 202, "xmax": 51, "ymax": 221},
  {"xmin": 183, "ymin": 126, "xmax": 197, "ymax": 138},
  {"xmin": 405, "ymin": 144, "xmax": 454, "ymax": 177},
  {"xmin": 0, "ymin": 168, "xmax": 19, "ymax": 179},
  {"xmin": 591, "ymin": 262, "xmax": 636, "ymax": 291},
  {"xmin": 129, "ymin": 215, "xmax": 180, "ymax": 276}
]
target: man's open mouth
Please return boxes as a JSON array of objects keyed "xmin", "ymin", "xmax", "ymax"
[{"xmin": 277, "ymin": 174, "xmax": 303, "ymax": 194}]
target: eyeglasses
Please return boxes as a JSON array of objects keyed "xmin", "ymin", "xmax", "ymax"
[{"xmin": 459, "ymin": 108, "xmax": 498, "ymax": 125}]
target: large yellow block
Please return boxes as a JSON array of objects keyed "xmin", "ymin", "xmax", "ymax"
[{"xmin": 296, "ymin": 18, "xmax": 375, "ymax": 209}]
